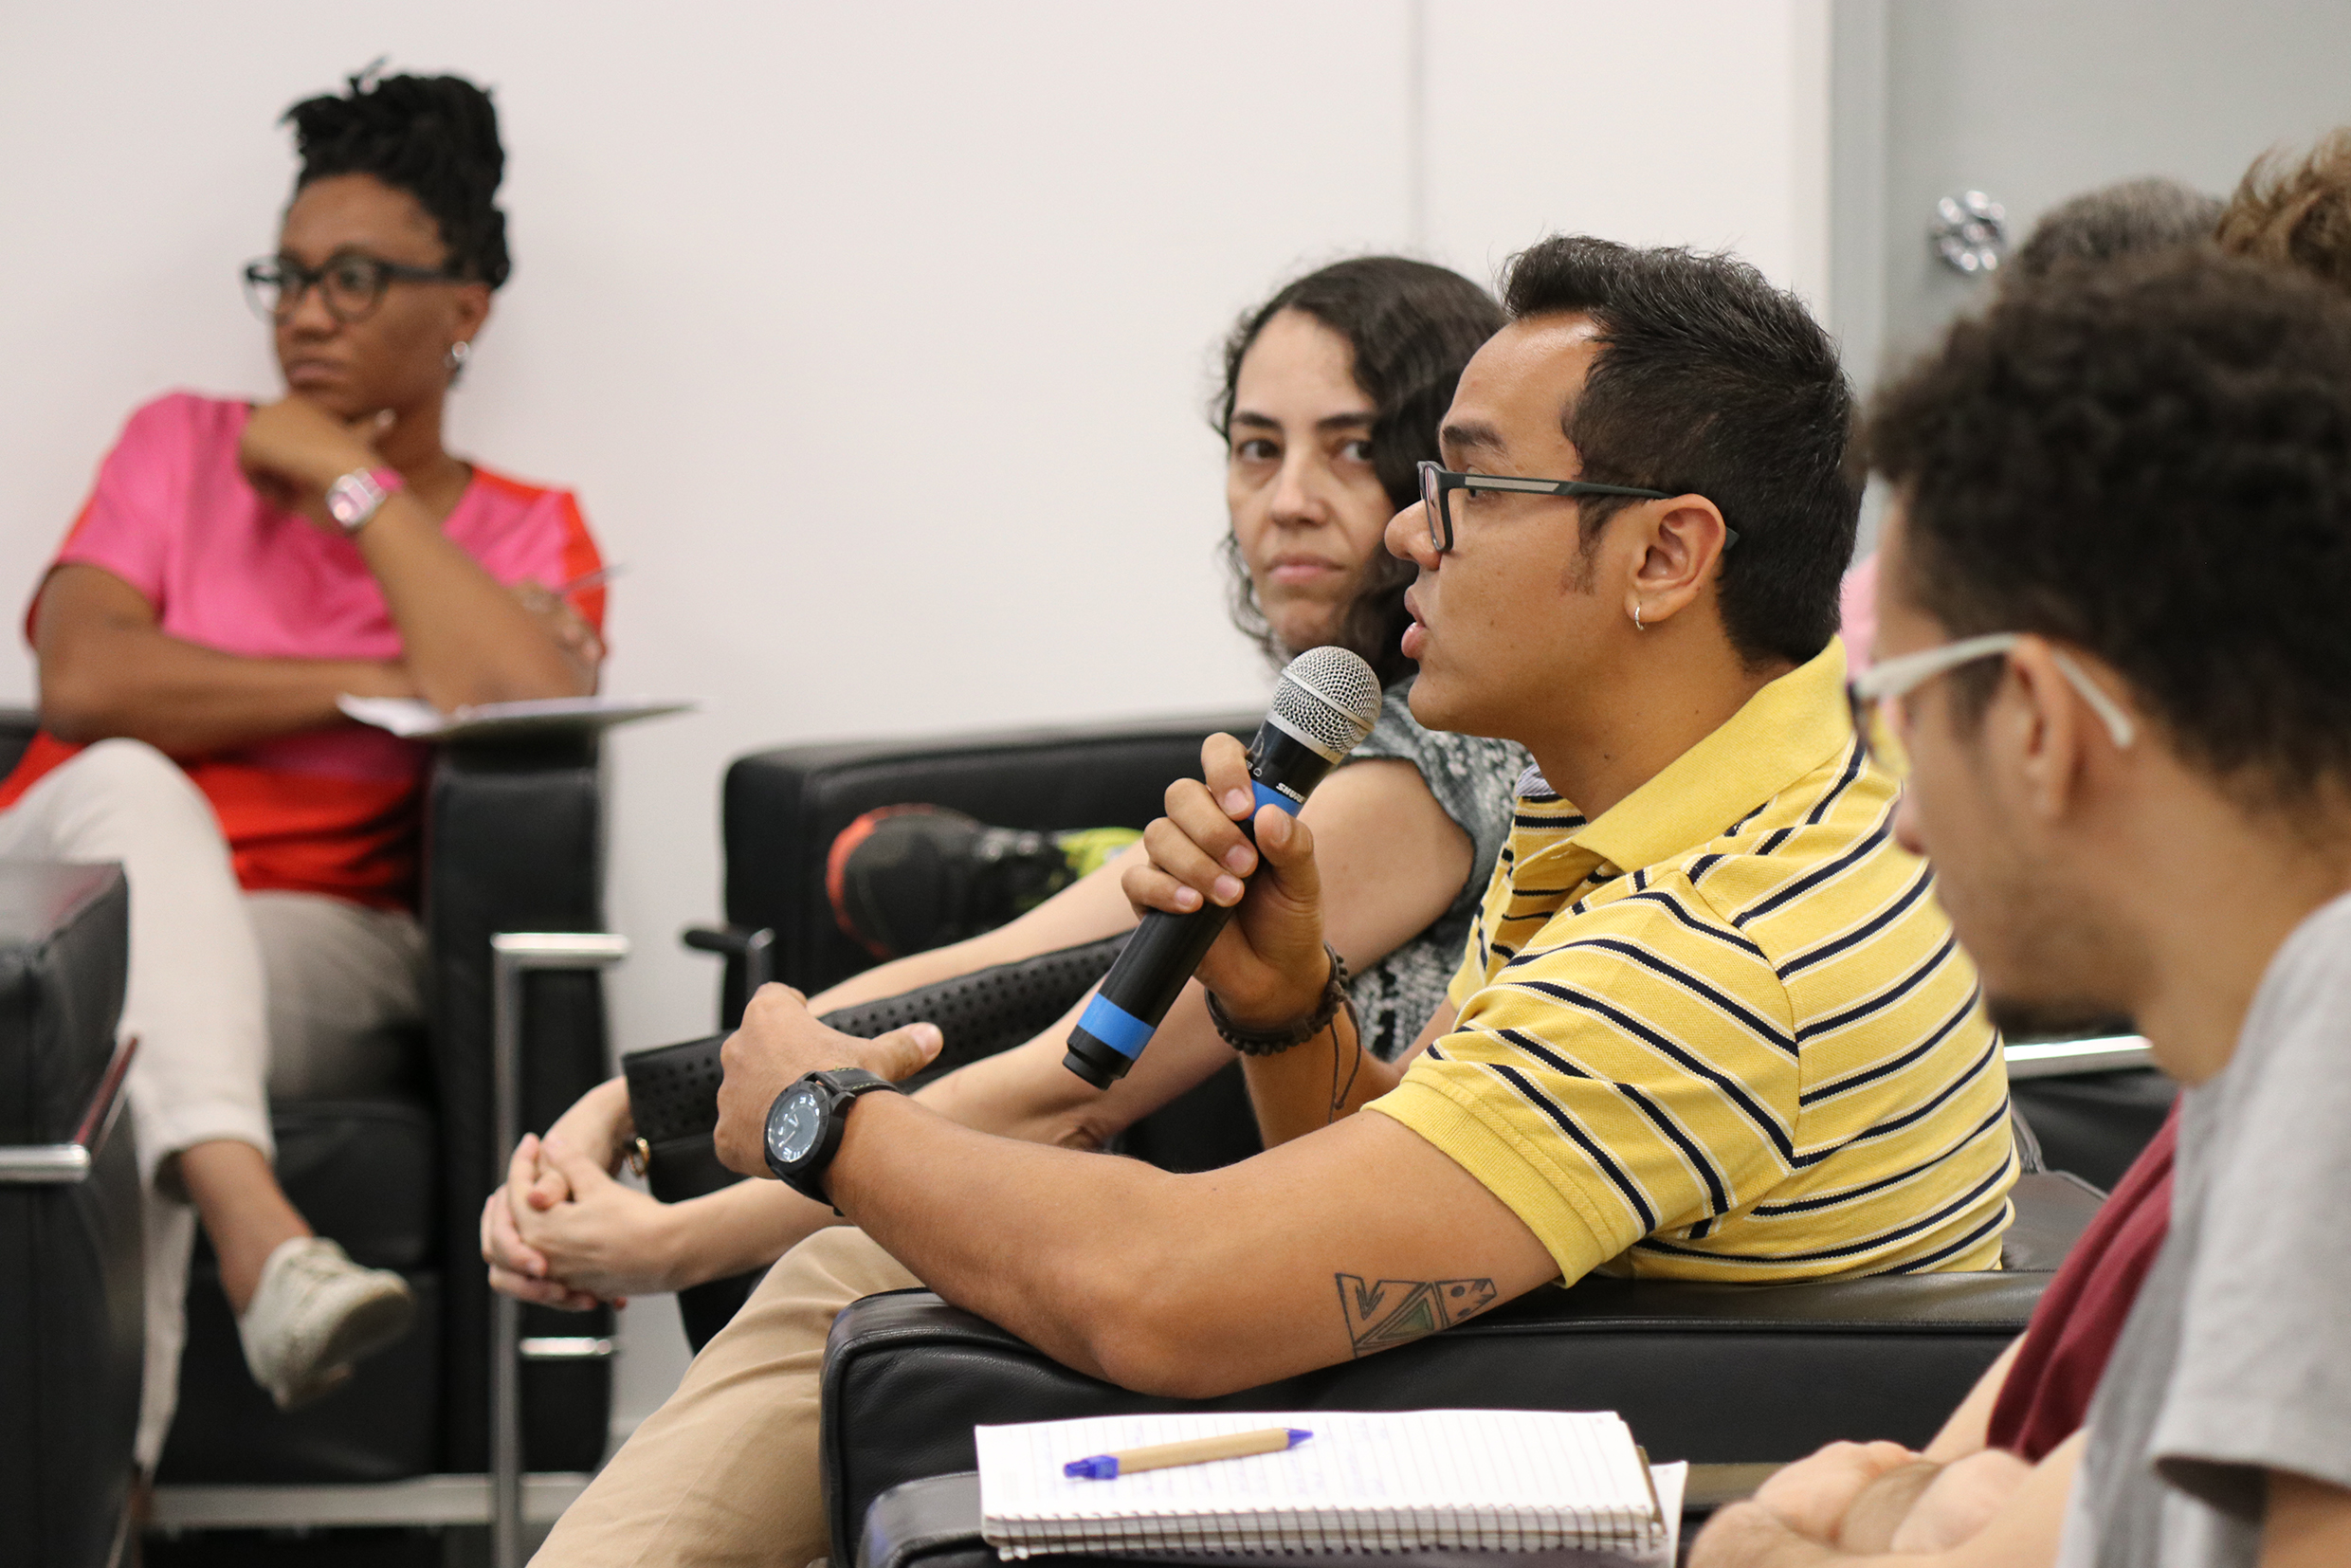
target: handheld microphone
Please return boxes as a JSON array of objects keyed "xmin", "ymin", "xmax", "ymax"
[{"xmin": 1064, "ymin": 646, "xmax": 1383, "ymax": 1088}]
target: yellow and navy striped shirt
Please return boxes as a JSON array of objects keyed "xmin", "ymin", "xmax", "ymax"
[{"xmin": 1369, "ymin": 641, "xmax": 2014, "ymax": 1285}]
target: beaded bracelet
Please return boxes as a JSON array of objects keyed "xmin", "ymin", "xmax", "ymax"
[{"xmin": 1206, "ymin": 944, "xmax": 1353, "ymax": 1056}]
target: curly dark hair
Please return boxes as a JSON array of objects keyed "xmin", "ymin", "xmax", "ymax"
[
  {"xmin": 2216, "ymin": 128, "xmax": 2351, "ymax": 297},
  {"xmin": 1212, "ymin": 257, "xmax": 1504, "ymax": 687},
  {"xmin": 2010, "ymin": 177, "xmax": 2220, "ymax": 282},
  {"xmin": 1869, "ymin": 248, "xmax": 2351, "ymax": 800},
  {"xmin": 282, "ymin": 64, "xmax": 511, "ymax": 288},
  {"xmin": 1498, "ymin": 236, "xmax": 1858, "ymax": 669}
]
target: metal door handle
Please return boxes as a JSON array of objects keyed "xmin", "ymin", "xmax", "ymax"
[{"xmin": 1931, "ymin": 191, "xmax": 2009, "ymax": 275}]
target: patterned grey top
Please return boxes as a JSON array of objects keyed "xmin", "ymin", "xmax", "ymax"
[{"xmin": 1341, "ymin": 679, "xmax": 1529, "ymax": 1060}]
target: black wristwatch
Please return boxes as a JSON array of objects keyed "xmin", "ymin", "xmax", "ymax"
[{"xmin": 763, "ymin": 1067, "xmax": 902, "ymax": 1206}]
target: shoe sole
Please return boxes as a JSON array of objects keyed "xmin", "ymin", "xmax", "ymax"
[{"xmin": 274, "ymin": 1280, "xmax": 418, "ymax": 1412}]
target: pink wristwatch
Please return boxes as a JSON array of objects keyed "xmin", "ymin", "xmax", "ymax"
[{"xmin": 325, "ymin": 466, "xmax": 406, "ymax": 536}]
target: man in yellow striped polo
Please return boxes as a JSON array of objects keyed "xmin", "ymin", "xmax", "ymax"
[{"xmin": 538, "ymin": 237, "xmax": 2010, "ymax": 1568}]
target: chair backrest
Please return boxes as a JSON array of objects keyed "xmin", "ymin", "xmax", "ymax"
[
  {"xmin": 0, "ymin": 708, "xmax": 38, "ymax": 777},
  {"xmin": 720, "ymin": 714, "xmax": 1256, "ymax": 1004}
]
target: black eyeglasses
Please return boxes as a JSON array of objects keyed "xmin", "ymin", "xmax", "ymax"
[
  {"xmin": 242, "ymin": 253, "xmax": 466, "ymax": 325},
  {"xmin": 1415, "ymin": 460, "xmax": 1732, "ymax": 554}
]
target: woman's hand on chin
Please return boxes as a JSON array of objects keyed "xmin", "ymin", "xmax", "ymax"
[{"xmin": 239, "ymin": 396, "xmax": 389, "ymax": 529}]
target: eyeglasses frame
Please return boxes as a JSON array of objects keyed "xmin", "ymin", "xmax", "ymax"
[
  {"xmin": 1414, "ymin": 460, "xmax": 1730, "ymax": 554},
  {"xmin": 242, "ymin": 251, "xmax": 469, "ymax": 326},
  {"xmin": 1850, "ymin": 632, "xmax": 2137, "ymax": 773}
]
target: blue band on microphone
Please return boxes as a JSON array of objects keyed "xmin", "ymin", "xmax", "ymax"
[
  {"xmin": 1075, "ymin": 993, "xmax": 1155, "ymax": 1060},
  {"xmin": 1252, "ymin": 781, "xmax": 1302, "ymax": 817}
]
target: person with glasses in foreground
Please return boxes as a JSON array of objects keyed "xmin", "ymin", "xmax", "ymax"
[
  {"xmin": 0, "ymin": 68, "xmax": 601, "ymax": 1463},
  {"xmin": 1693, "ymin": 250, "xmax": 2351, "ymax": 1568},
  {"xmin": 531, "ymin": 236, "xmax": 2013, "ymax": 1568}
]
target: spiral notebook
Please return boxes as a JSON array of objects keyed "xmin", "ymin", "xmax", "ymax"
[{"xmin": 975, "ymin": 1410, "xmax": 1675, "ymax": 1561}]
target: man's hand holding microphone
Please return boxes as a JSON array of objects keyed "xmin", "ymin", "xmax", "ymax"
[{"xmin": 1123, "ymin": 730, "xmax": 1339, "ymax": 1036}]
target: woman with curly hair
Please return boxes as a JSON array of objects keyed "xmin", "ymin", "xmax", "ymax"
[{"xmin": 0, "ymin": 66, "xmax": 602, "ymax": 1458}]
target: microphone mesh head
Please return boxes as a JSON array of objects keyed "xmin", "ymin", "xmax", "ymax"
[{"xmin": 1270, "ymin": 647, "xmax": 1383, "ymax": 760}]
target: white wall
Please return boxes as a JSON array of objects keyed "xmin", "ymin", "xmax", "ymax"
[{"xmin": 0, "ymin": 0, "xmax": 1826, "ymax": 1437}]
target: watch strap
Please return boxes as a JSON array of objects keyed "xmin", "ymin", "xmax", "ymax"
[
  {"xmin": 767, "ymin": 1067, "xmax": 903, "ymax": 1205},
  {"xmin": 325, "ymin": 465, "xmax": 406, "ymax": 535},
  {"xmin": 809, "ymin": 1067, "xmax": 902, "ymax": 1100}
]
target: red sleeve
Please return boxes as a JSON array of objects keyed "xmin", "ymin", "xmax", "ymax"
[
  {"xmin": 29, "ymin": 393, "xmax": 203, "ymax": 640},
  {"xmin": 1984, "ymin": 1103, "xmax": 2180, "ymax": 1461},
  {"xmin": 462, "ymin": 477, "xmax": 606, "ymax": 633}
]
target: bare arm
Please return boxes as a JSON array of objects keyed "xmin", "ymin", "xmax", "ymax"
[
  {"xmin": 713, "ymin": 989, "xmax": 1559, "ymax": 1395},
  {"xmin": 35, "ymin": 565, "xmax": 418, "ymax": 754},
  {"xmin": 2267, "ymin": 1471, "xmax": 2351, "ymax": 1568},
  {"xmin": 239, "ymin": 396, "xmax": 592, "ymax": 712},
  {"xmin": 1924, "ymin": 1337, "xmax": 2022, "ymax": 1463}
]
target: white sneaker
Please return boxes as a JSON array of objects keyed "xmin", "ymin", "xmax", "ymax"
[{"xmin": 237, "ymin": 1236, "xmax": 416, "ymax": 1411}]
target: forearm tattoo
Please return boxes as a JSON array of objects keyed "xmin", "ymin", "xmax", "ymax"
[{"xmin": 1336, "ymin": 1273, "xmax": 1498, "ymax": 1357}]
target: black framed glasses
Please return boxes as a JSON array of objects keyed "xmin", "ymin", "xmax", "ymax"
[
  {"xmin": 242, "ymin": 253, "xmax": 465, "ymax": 325},
  {"xmin": 1416, "ymin": 460, "xmax": 1726, "ymax": 553}
]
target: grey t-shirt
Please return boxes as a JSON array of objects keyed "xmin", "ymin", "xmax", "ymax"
[
  {"xmin": 2056, "ymin": 889, "xmax": 2351, "ymax": 1568},
  {"xmin": 1341, "ymin": 679, "xmax": 1528, "ymax": 1061}
]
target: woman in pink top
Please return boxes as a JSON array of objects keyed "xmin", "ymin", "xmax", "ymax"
[{"xmin": 0, "ymin": 68, "xmax": 601, "ymax": 1463}]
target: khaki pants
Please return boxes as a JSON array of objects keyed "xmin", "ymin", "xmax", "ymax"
[{"xmin": 534, "ymin": 1226, "xmax": 920, "ymax": 1568}]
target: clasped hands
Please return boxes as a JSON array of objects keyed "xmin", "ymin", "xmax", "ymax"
[
  {"xmin": 480, "ymin": 989, "xmax": 944, "ymax": 1310},
  {"xmin": 1692, "ymin": 1439, "xmax": 2032, "ymax": 1562}
]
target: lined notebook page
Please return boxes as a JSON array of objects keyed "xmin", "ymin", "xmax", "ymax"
[{"xmin": 976, "ymin": 1410, "xmax": 1665, "ymax": 1559}]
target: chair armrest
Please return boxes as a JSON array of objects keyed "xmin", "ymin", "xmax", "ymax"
[
  {"xmin": 420, "ymin": 736, "xmax": 613, "ymax": 1472},
  {"xmin": 819, "ymin": 1268, "xmax": 2048, "ymax": 1561},
  {"xmin": 0, "ymin": 707, "xmax": 36, "ymax": 778},
  {"xmin": 720, "ymin": 713, "xmax": 1257, "ymax": 1003}
]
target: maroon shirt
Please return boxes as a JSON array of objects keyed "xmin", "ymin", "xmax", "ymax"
[{"xmin": 1985, "ymin": 1102, "xmax": 2179, "ymax": 1461}]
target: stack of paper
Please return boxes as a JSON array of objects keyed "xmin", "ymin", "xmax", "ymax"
[
  {"xmin": 976, "ymin": 1410, "xmax": 1674, "ymax": 1560},
  {"xmin": 337, "ymin": 694, "xmax": 696, "ymax": 741}
]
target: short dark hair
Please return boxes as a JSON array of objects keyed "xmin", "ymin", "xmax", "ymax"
[
  {"xmin": 283, "ymin": 65, "xmax": 511, "ymax": 288},
  {"xmin": 2009, "ymin": 177, "xmax": 2220, "ymax": 282},
  {"xmin": 1498, "ymin": 236, "xmax": 1858, "ymax": 668},
  {"xmin": 1869, "ymin": 248, "xmax": 2351, "ymax": 802},
  {"xmin": 2216, "ymin": 127, "xmax": 2351, "ymax": 297},
  {"xmin": 1214, "ymin": 257, "xmax": 1504, "ymax": 686}
]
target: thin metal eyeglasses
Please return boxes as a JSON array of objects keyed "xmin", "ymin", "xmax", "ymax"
[
  {"xmin": 242, "ymin": 253, "xmax": 466, "ymax": 325},
  {"xmin": 1849, "ymin": 633, "xmax": 2137, "ymax": 782},
  {"xmin": 1417, "ymin": 460, "xmax": 1722, "ymax": 554}
]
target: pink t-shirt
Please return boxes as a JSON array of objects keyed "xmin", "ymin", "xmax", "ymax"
[{"xmin": 0, "ymin": 392, "xmax": 604, "ymax": 907}]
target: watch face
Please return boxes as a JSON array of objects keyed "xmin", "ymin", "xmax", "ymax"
[{"xmin": 768, "ymin": 1085, "xmax": 826, "ymax": 1167}]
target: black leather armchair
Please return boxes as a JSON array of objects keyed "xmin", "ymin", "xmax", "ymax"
[
  {"xmin": 0, "ymin": 861, "xmax": 141, "ymax": 1568},
  {"xmin": 816, "ymin": 1173, "xmax": 2099, "ymax": 1561},
  {"xmin": 0, "ymin": 714, "xmax": 616, "ymax": 1497}
]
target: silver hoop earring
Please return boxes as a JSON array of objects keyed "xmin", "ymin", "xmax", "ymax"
[
  {"xmin": 445, "ymin": 340, "xmax": 471, "ymax": 376},
  {"xmin": 1632, "ymin": 602, "xmax": 1647, "ymax": 631}
]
